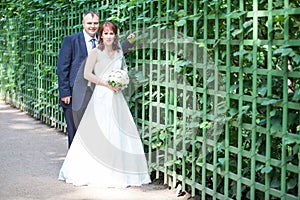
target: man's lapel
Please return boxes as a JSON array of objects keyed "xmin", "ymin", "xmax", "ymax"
[{"xmin": 79, "ymin": 31, "xmax": 88, "ymax": 57}]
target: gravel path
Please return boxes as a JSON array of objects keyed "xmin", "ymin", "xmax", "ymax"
[{"xmin": 0, "ymin": 100, "xmax": 189, "ymax": 200}]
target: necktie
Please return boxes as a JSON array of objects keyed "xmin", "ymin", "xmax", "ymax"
[{"xmin": 91, "ymin": 39, "xmax": 96, "ymax": 49}]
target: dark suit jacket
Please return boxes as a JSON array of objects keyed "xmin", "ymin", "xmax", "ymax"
[{"xmin": 57, "ymin": 32, "xmax": 88, "ymax": 109}]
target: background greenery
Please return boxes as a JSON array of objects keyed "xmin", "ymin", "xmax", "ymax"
[{"xmin": 1, "ymin": 0, "xmax": 300, "ymax": 199}]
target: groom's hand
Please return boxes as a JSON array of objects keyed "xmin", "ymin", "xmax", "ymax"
[
  {"xmin": 127, "ymin": 33, "xmax": 135, "ymax": 43},
  {"xmin": 61, "ymin": 96, "xmax": 71, "ymax": 104}
]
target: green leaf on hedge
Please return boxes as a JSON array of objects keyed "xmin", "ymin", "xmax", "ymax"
[
  {"xmin": 292, "ymin": 88, "xmax": 300, "ymax": 101},
  {"xmin": 218, "ymin": 158, "xmax": 225, "ymax": 166},
  {"xmin": 294, "ymin": 54, "xmax": 300, "ymax": 64},
  {"xmin": 271, "ymin": 123, "xmax": 282, "ymax": 135},
  {"xmin": 243, "ymin": 20, "xmax": 253, "ymax": 29},
  {"xmin": 261, "ymin": 166, "xmax": 273, "ymax": 174},
  {"xmin": 261, "ymin": 99, "xmax": 280, "ymax": 106},
  {"xmin": 287, "ymin": 178, "xmax": 297, "ymax": 190},
  {"xmin": 233, "ymin": 49, "xmax": 248, "ymax": 56},
  {"xmin": 174, "ymin": 20, "xmax": 186, "ymax": 27},
  {"xmin": 270, "ymin": 110, "xmax": 276, "ymax": 117},
  {"xmin": 271, "ymin": 176, "xmax": 280, "ymax": 188},
  {"xmin": 284, "ymin": 134, "xmax": 300, "ymax": 145},
  {"xmin": 232, "ymin": 29, "xmax": 242, "ymax": 37}
]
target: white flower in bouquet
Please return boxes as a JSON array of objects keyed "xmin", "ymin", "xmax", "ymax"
[{"xmin": 107, "ymin": 69, "xmax": 130, "ymax": 87}]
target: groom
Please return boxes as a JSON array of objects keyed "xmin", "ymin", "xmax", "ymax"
[{"xmin": 57, "ymin": 10, "xmax": 135, "ymax": 148}]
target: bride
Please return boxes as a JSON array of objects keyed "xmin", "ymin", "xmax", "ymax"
[{"xmin": 58, "ymin": 21, "xmax": 151, "ymax": 187}]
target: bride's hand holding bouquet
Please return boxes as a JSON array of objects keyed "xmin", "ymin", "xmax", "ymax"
[{"xmin": 106, "ymin": 69, "xmax": 129, "ymax": 93}]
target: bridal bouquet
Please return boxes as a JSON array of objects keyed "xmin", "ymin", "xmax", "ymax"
[{"xmin": 107, "ymin": 69, "xmax": 130, "ymax": 87}]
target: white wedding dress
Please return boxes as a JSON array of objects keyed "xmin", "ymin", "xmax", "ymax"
[{"xmin": 58, "ymin": 48, "xmax": 151, "ymax": 187}]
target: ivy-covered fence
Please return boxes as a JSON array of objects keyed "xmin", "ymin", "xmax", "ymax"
[{"xmin": 1, "ymin": 0, "xmax": 300, "ymax": 199}]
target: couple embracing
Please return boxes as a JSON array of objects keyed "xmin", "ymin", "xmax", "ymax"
[{"xmin": 56, "ymin": 10, "xmax": 151, "ymax": 187}]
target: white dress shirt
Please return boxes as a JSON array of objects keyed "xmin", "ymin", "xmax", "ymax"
[{"xmin": 83, "ymin": 30, "xmax": 97, "ymax": 54}]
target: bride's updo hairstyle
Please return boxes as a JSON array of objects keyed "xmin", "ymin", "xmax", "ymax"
[{"xmin": 98, "ymin": 21, "xmax": 121, "ymax": 51}]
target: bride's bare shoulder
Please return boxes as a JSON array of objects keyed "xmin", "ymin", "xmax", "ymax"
[{"xmin": 96, "ymin": 48, "xmax": 105, "ymax": 55}]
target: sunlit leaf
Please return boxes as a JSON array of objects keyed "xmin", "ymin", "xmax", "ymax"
[
  {"xmin": 261, "ymin": 99, "xmax": 281, "ymax": 106},
  {"xmin": 232, "ymin": 29, "xmax": 243, "ymax": 37},
  {"xmin": 174, "ymin": 19, "xmax": 186, "ymax": 27},
  {"xmin": 270, "ymin": 110, "xmax": 276, "ymax": 117},
  {"xmin": 284, "ymin": 134, "xmax": 300, "ymax": 145},
  {"xmin": 230, "ymin": 84, "xmax": 238, "ymax": 93},
  {"xmin": 274, "ymin": 47, "xmax": 293, "ymax": 56},
  {"xmin": 243, "ymin": 20, "xmax": 253, "ymax": 29},
  {"xmin": 218, "ymin": 158, "xmax": 225, "ymax": 166},
  {"xmin": 258, "ymin": 86, "xmax": 267, "ymax": 97},
  {"xmin": 233, "ymin": 49, "xmax": 249, "ymax": 57},
  {"xmin": 261, "ymin": 166, "xmax": 273, "ymax": 174}
]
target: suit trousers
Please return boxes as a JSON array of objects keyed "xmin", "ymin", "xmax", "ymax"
[{"xmin": 63, "ymin": 107, "xmax": 77, "ymax": 148}]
